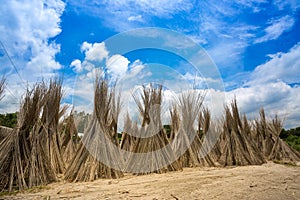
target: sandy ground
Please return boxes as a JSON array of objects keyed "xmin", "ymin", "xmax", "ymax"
[{"xmin": 2, "ymin": 162, "xmax": 300, "ymax": 200}]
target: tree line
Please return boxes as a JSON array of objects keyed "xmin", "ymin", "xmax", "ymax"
[{"xmin": 1, "ymin": 112, "xmax": 299, "ymax": 152}]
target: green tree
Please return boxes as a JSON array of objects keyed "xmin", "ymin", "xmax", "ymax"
[
  {"xmin": 0, "ymin": 112, "xmax": 18, "ymax": 128},
  {"xmin": 280, "ymin": 126, "xmax": 300, "ymax": 152}
]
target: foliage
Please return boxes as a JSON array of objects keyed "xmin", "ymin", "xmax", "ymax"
[
  {"xmin": 163, "ymin": 124, "xmax": 171, "ymax": 138},
  {"xmin": 74, "ymin": 111, "xmax": 91, "ymax": 133},
  {"xmin": 0, "ymin": 112, "xmax": 18, "ymax": 128},
  {"xmin": 280, "ymin": 127, "xmax": 300, "ymax": 152},
  {"xmin": 284, "ymin": 135, "xmax": 300, "ymax": 152}
]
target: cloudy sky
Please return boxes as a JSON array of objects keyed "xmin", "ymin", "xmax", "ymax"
[{"xmin": 0, "ymin": 0, "xmax": 299, "ymax": 128}]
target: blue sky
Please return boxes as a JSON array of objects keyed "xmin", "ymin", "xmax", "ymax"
[{"xmin": 0, "ymin": 0, "xmax": 300, "ymax": 128}]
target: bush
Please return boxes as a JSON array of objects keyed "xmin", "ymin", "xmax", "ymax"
[
  {"xmin": 280, "ymin": 127, "xmax": 300, "ymax": 152},
  {"xmin": 285, "ymin": 135, "xmax": 300, "ymax": 152},
  {"xmin": 0, "ymin": 112, "xmax": 18, "ymax": 128}
]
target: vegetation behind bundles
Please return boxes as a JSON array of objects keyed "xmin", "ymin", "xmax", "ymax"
[
  {"xmin": 0, "ymin": 112, "xmax": 18, "ymax": 128},
  {"xmin": 280, "ymin": 127, "xmax": 300, "ymax": 151},
  {"xmin": 1, "ymin": 111, "xmax": 300, "ymax": 152}
]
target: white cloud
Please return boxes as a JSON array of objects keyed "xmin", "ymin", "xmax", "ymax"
[
  {"xmin": 72, "ymin": 79, "xmax": 94, "ymax": 111},
  {"xmin": 206, "ymin": 39, "xmax": 248, "ymax": 74},
  {"xmin": 0, "ymin": 0, "xmax": 65, "ymax": 76},
  {"xmin": 0, "ymin": 83, "xmax": 24, "ymax": 113},
  {"xmin": 67, "ymin": 42, "xmax": 133, "ymax": 113},
  {"xmin": 228, "ymin": 81, "xmax": 300, "ymax": 128},
  {"xmin": 106, "ymin": 54, "xmax": 130, "ymax": 77},
  {"xmin": 227, "ymin": 43, "xmax": 300, "ymax": 128},
  {"xmin": 68, "ymin": 0, "xmax": 297, "ymax": 79},
  {"xmin": 70, "ymin": 59, "xmax": 82, "ymax": 72},
  {"xmin": 68, "ymin": 0, "xmax": 193, "ymax": 31},
  {"xmin": 0, "ymin": 0, "xmax": 65, "ymax": 113},
  {"xmin": 192, "ymin": 2, "xmax": 260, "ymax": 73},
  {"xmin": 125, "ymin": 60, "xmax": 145, "ymax": 79},
  {"xmin": 26, "ymin": 42, "xmax": 62, "ymax": 72},
  {"xmin": 81, "ymin": 42, "xmax": 108, "ymax": 62},
  {"xmin": 235, "ymin": 0, "xmax": 268, "ymax": 12},
  {"xmin": 70, "ymin": 67, "xmax": 104, "ymax": 113},
  {"xmin": 67, "ymin": 40, "xmax": 300, "ymax": 129},
  {"xmin": 128, "ymin": 15, "xmax": 143, "ymax": 22},
  {"xmin": 255, "ymin": 15, "xmax": 295, "ymax": 43},
  {"xmin": 163, "ymin": 33, "xmax": 198, "ymax": 49},
  {"xmin": 273, "ymin": 0, "xmax": 300, "ymax": 11},
  {"xmin": 71, "ymin": 0, "xmax": 193, "ymax": 18},
  {"xmin": 86, "ymin": 68, "xmax": 101, "ymax": 80},
  {"xmin": 80, "ymin": 42, "xmax": 92, "ymax": 52},
  {"xmin": 81, "ymin": 60, "xmax": 95, "ymax": 71},
  {"xmin": 132, "ymin": 0, "xmax": 192, "ymax": 17},
  {"xmin": 183, "ymin": 72, "xmax": 220, "ymax": 88},
  {"xmin": 249, "ymin": 42, "xmax": 300, "ymax": 85}
]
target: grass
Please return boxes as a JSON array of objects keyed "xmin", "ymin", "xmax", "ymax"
[
  {"xmin": 0, "ymin": 190, "xmax": 19, "ymax": 197},
  {"xmin": 273, "ymin": 160, "xmax": 298, "ymax": 167},
  {"xmin": 0, "ymin": 185, "xmax": 50, "ymax": 197}
]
